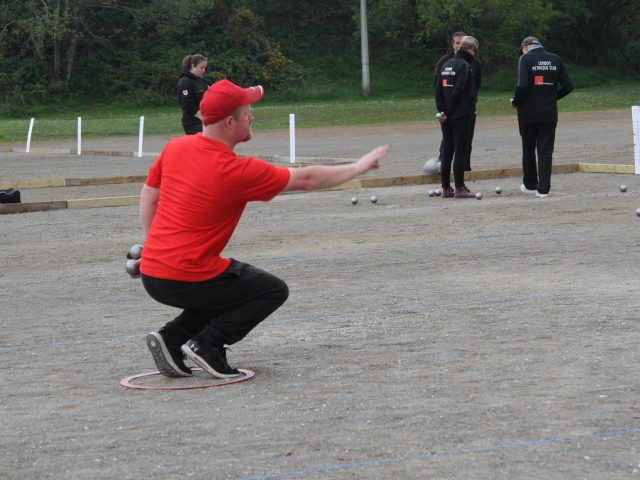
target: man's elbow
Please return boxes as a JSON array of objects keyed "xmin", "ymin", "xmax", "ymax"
[
  {"xmin": 290, "ymin": 178, "xmax": 317, "ymax": 192},
  {"xmin": 285, "ymin": 169, "xmax": 320, "ymax": 192}
]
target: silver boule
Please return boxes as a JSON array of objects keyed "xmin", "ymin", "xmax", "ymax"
[
  {"xmin": 127, "ymin": 244, "xmax": 143, "ymax": 260},
  {"xmin": 422, "ymin": 157, "xmax": 441, "ymax": 175},
  {"xmin": 125, "ymin": 259, "xmax": 140, "ymax": 276}
]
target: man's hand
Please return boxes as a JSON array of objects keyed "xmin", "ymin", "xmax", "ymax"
[
  {"xmin": 437, "ymin": 112, "xmax": 447, "ymax": 124},
  {"xmin": 356, "ymin": 145, "xmax": 388, "ymax": 174}
]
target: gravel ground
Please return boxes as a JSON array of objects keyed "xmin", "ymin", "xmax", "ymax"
[
  {"xmin": 1, "ymin": 112, "xmax": 639, "ymax": 479},
  {"xmin": 0, "ymin": 109, "xmax": 635, "ymax": 185}
]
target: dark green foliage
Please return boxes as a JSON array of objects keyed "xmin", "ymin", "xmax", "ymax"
[
  {"xmin": 0, "ymin": 0, "xmax": 307, "ymax": 105},
  {"xmin": 0, "ymin": 0, "xmax": 638, "ymax": 107},
  {"xmin": 546, "ymin": 0, "xmax": 640, "ymax": 70}
]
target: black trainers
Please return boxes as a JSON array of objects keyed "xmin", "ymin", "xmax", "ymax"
[
  {"xmin": 181, "ymin": 339, "xmax": 241, "ymax": 379},
  {"xmin": 146, "ymin": 330, "xmax": 192, "ymax": 377}
]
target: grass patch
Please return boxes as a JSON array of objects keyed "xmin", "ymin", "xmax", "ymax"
[{"xmin": 1, "ymin": 81, "xmax": 639, "ymax": 143}]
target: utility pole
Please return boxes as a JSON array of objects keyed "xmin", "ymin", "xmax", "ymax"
[{"xmin": 360, "ymin": 0, "xmax": 370, "ymax": 96}]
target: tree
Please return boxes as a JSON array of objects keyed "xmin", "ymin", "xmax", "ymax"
[
  {"xmin": 0, "ymin": 0, "xmax": 638, "ymax": 106},
  {"xmin": 547, "ymin": 0, "xmax": 640, "ymax": 70},
  {"xmin": 415, "ymin": 0, "xmax": 555, "ymax": 70},
  {"xmin": 12, "ymin": 1, "xmax": 134, "ymax": 94}
]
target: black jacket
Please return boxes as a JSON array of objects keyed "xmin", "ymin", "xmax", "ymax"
[
  {"xmin": 435, "ymin": 50, "xmax": 478, "ymax": 120},
  {"xmin": 512, "ymin": 46, "xmax": 573, "ymax": 123},
  {"xmin": 433, "ymin": 51, "xmax": 454, "ymax": 89},
  {"xmin": 177, "ymin": 72, "xmax": 210, "ymax": 128},
  {"xmin": 434, "ymin": 50, "xmax": 482, "ymax": 100}
]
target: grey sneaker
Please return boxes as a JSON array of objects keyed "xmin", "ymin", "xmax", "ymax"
[
  {"xmin": 146, "ymin": 330, "xmax": 192, "ymax": 377},
  {"xmin": 536, "ymin": 192, "xmax": 549, "ymax": 198},
  {"xmin": 181, "ymin": 339, "xmax": 241, "ymax": 379},
  {"xmin": 520, "ymin": 185, "xmax": 537, "ymax": 194}
]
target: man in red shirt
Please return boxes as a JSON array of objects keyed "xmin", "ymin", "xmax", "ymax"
[{"xmin": 136, "ymin": 79, "xmax": 388, "ymax": 378}]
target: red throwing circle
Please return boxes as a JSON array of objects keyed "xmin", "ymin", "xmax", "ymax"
[{"xmin": 120, "ymin": 368, "xmax": 255, "ymax": 391}]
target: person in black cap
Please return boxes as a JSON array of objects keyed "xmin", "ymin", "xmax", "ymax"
[
  {"xmin": 135, "ymin": 79, "xmax": 389, "ymax": 379},
  {"xmin": 512, "ymin": 36, "xmax": 573, "ymax": 198},
  {"xmin": 435, "ymin": 35, "xmax": 480, "ymax": 198}
]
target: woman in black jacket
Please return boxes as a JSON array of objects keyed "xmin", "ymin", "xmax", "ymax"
[
  {"xmin": 435, "ymin": 36, "xmax": 479, "ymax": 198},
  {"xmin": 178, "ymin": 54, "xmax": 210, "ymax": 134}
]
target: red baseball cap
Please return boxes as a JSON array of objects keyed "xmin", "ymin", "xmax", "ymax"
[{"xmin": 199, "ymin": 79, "xmax": 264, "ymax": 125}]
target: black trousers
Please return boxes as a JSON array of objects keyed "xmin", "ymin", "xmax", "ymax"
[
  {"xmin": 466, "ymin": 112, "xmax": 476, "ymax": 171},
  {"xmin": 519, "ymin": 120, "xmax": 557, "ymax": 194},
  {"xmin": 439, "ymin": 113, "xmax": 475, "ymax": 172},
  {"xmin": 440, "ymin": 115, "xmax": 470, "ymax": 188},
  {"xmin": 141, "ymin": 260, "xmax": 289, "ymax": 348}
]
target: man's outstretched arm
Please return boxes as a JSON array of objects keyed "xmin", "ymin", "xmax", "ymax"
[{"xmin": 283, "ymin": 145, "xmax": 388, "ymax": 192}]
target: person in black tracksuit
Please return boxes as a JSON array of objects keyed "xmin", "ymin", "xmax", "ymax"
[
  {"xmin": 178, "ymin": 54, "xmax": 210, "ymax": 135},
  {"xmin": 512, "ymin": 37, "xmax": 573, "ymax": 197},
  {"xmin": 434, "ymin": 32, "xmax": 482, "ymax": 171},
  {"xmin": 435, "ymin": 36, "xmax": 480, "ymax": 198}
]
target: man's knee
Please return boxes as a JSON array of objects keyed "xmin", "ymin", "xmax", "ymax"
[
  {"xmin": 242, "ymin": 263, "xmax": 289, "ymax": 307},
  {"xmin": 272, "ymin": 277, "xmax": 289, "ymax": 306}
]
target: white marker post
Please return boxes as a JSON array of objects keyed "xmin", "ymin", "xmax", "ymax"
[
  {"xmin": 25, "ymin": 118, "xmax": 35, "ymax": 153},
  {"xmin": 137, "ymin": 116, "xmax": 145, "ymax": 158},
  {"xmin": 633, "ymin": 105, "xmax": 640, "ymax": 174},
  {"xmin": 289, "ymin": 113, "xmax": 296, "ymax": 164},
  {"xmin": 77, "ymin": 117, "xmax": 82, "ymax": 155}
]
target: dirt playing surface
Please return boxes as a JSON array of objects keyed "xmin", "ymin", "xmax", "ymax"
[
  {"xmin": 1, "ymin": 109, "xmax": 635, "ymax": 187},
  {"xmin": 1, "ymin": 111, "xmax": 639, "ymax": 479}
]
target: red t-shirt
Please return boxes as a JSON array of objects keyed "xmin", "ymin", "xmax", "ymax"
[{"xmin": 141, "ymin": 134, "xmax": 291, "ymax": 281}]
